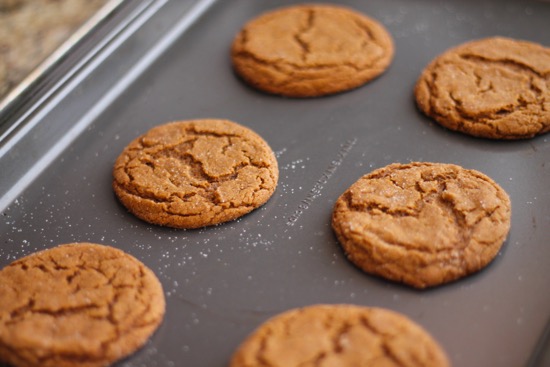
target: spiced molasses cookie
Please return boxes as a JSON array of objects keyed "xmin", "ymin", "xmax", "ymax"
[
  {"xmin": 332, "ymin": 162, "xmax": 511, "ymax": 289},
  {"xmin": 113, "ymin": 119, "xmax": 279, "ymax": 229},
  {"xmin": 0, "ymin": 243, "xmax": 165, "ymax": 367},
  {"xmin": 229, "ymin": 304, "xmax": 450, "ymax": 367},
  {"xmin": 231, "ymin": 4, "xmax": 394, "ymax": 97},
  {"xmin": 415, "ymin": 37, "xmax": 550, "ymax": 139}
]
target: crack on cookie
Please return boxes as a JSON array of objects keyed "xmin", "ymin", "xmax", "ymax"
[
  {"xmin": 6, "ymin": 299, "xmax": 35, "ymax": 325},
  {"xmin": 235, "ymin": 48, "xmax": 386, "ymax": 83},
  {"xmin": 66, "ymin": 268, "xmax": 83, "ymax": 287},
  {"xmin": 221, "ymin": 137, "xmax": 235, "ymax": 157},
  {"xmin": 8, "ymin": 303, "xmax": 107, "ymax": 327},
  {"xmin": 96, "ymin": 265, "xmax": 161, "ymax": 360},
  {"xmin": 310, "ymin": 352, "xmax": 327, "ymax": 366},
  {"xmin": 120, "ymin": 138, "xmax": 273, "ymax": 206},
  {"xmin": 471, "ymin": 68, "xmax": 501, "ymax": 96},
  {"xmin": 380, "ymin": 342, "xmax": 407, "ymax": 367},
  {"xmin": 349, "ymin": 199, "xmax": 418, "ymax": 217},
  {"xmin": 343, "ymin": 56, "xmax": 386, "ymax": 72},
  {"xmin": 293, "ymin": 9, "xmax": 314, "ymax": 62},
  {"xmin": 238, "ymin": 29, "xmax": 249, "ymax": 47},
  {"xmin": 438, "ymin": 182, "xmax": 472, "ymax": 249},
  {"xmin": 353, "ymin": 19, "xmax": 391, "ymax": 68},
  {"xmin": 236, "ymin": 49, "xmax": 339, "ymax": 71},
  {"xmin": 528, "ymin": 75, "xmax": 546, "ymax": 95},
  {"xmin": 178, "ymin": 128, "xmax": 244, "ymax": 141},
  {"xmin": 332, "ymin": 322, "xmax": 352, "ymax": 354},
  {"xmin": 448, "ymin": 88, "xmax": 529, "ymax": 122},
  {"xmin": 233, "ymin": 50, "xmax": 292, "ymax": 77},
  {"xmin": 423, "ymin": 69, "xmax": 442, "ymax": 115},
  {"xmin": 255, "ymin": 327, "xmax": 275, "ymax": 367},
  {"xmin": 353, "ymin": 18, "xmax": 375, "ymax": 43},
  {"xmin": 460, "ymin": 53, "xmax": 547, "ymax": 78},
  {"xmin": 358, "ymin": 314, "xmax": 381, "ymax": 336}
]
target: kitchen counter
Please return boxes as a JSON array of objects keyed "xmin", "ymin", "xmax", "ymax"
[{"xmin": 0, "ymin": 0, "xmax": 108, "ymax": 100}]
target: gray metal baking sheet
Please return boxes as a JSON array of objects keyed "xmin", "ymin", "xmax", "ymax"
[{"xmin": 1, "ymin": 0, "xmax": 549, "ymax": 366}]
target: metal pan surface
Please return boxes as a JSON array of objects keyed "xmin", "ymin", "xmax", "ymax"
[{"xmin": 0, "ymin": 0, "xmax": 549, "ymax": 366}]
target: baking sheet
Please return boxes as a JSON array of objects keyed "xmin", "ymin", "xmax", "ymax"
[{"xmin": 1, "ymin": 0, "xmax": 549, "ymax": 366}]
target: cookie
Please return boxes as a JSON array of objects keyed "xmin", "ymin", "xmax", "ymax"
[
  {"xmin": 113, "ymin": 119, "xmax": 278, "ymax": 229},
  {"xmin": 229, "ymin": 304, "xmax": 450, "ymax": 367},
  {"xmin": 415, "ymin": 37, "xmax": 550, "ymax": 139},
  {"xmin": 332, "ymin": 162, "xmax": 511, "ymax": 289},
  {"xmin": 231, "ymin": 4, "xmax": 394, "ymax": 97},
  {"xmin": 0, "ymin": 243, "xmax": 165, "ymax": 367}
]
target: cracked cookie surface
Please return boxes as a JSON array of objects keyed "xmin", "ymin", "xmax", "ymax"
[
  {"xmin": 332, "ymin": 162, "xmax": 511, "ymax": 289},
  {"xmin": 415, "ymin": 37, "xmax": 550, "ymax": 139},
  {"xmin": 231, "ymin": 4, "xmax": 394, "ymax": 97},
  {"xmin": 229, "ymin": 304, "xmax": 450, "ymax": 367},
  {"xmin": 0, "ymin": 243, "xmax": 165, "ymax": 367},
  {"xmin": 113, "ymin": 119, "xmax": 279, "ymax": 229}
]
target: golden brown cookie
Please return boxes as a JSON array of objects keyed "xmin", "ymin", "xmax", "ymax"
[
  {"xmin": 415, "ymin": 37, "xmax": 550, "ymax": 139},
  {"xmin": 230, "ymin": 304, "xmax": 450, "ymax": 367},
  {"xmin": 231, "ymin": 4, "xmax": 394, "ymax": 97},
  {"xmin": 0, "ymin": 243, "xmax": 165, "ymax": 367},
  {"xmin": 332, "ymin": 162, "xmax": 511, "ymax": 289},
  {"xmin": 113, "ymin": 119, "xmax": 279, "ymax": 229}
]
